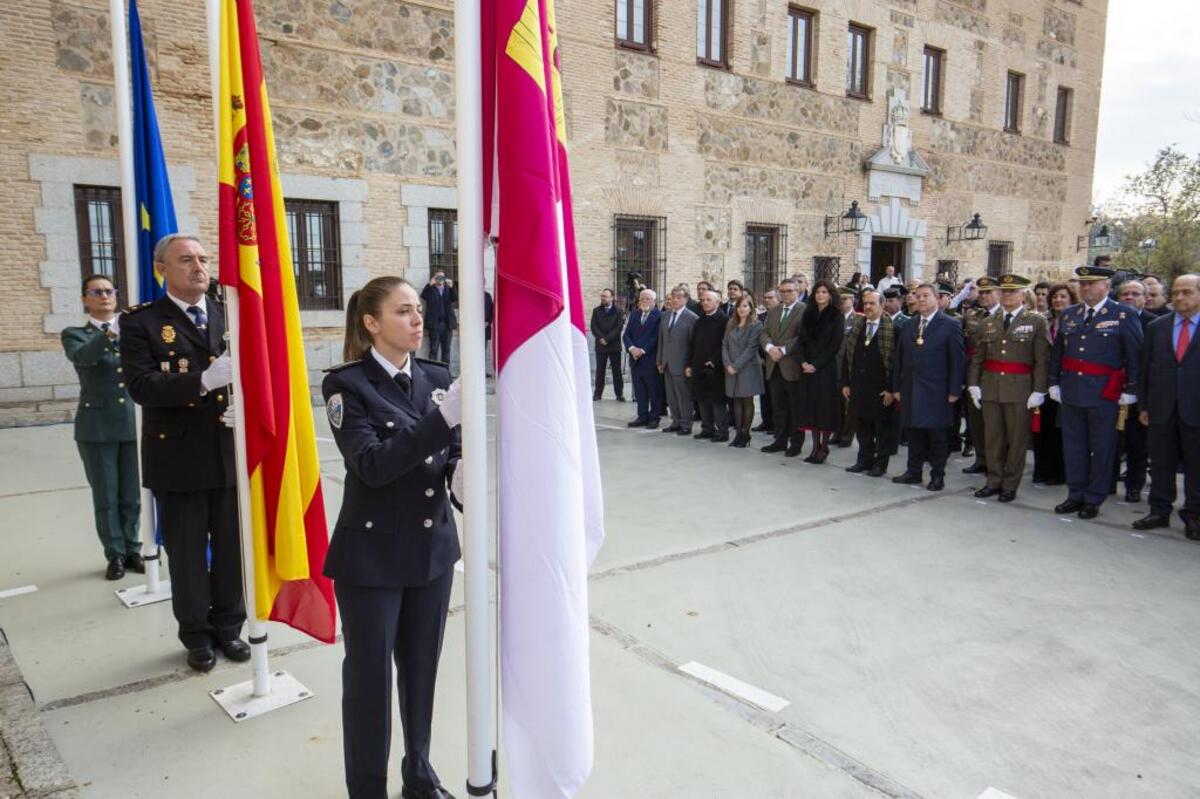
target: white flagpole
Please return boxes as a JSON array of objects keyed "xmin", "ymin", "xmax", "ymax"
[
  {"xmin": 454, "ymin": 0, "xmax": 496, "ymax": 793},
  {"xmin": 110, "ymin": 0, "xmax": 171, "ymax": 609}
]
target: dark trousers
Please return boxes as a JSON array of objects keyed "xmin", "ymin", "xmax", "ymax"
[
  {"xmin": 159, "ymin": 488, "xmax": 245, "ymax": 650},
  {"xmin": 76, "ymin": 440, "xmax": 140, "ymax": 560},
  {"xmin": 965, "ymin": 400, "xmax": 986, "ymax": 464},
  {"xmin": 631, "ymin": 362, "xmax": 661, "ymax": 422},
  {"xmin": 593, "ymin": 350, "xmax": 623, "ymax": 399},
  {"xmin": 1114, "ymin": 413, "xmax": 1149, "ymax": 492},
  {"xmin": 905, "ymin": 427, "xmax": 949, "ymax": 479},
  {"xmin": 1147, "ymin": 416, "xmax": 1200, "ymax": 519},
  {"xmin": 758, "ymin": 368, "xmax": 773, "ymax": 430},
  {"xmin": 427, "ymin": 327, "xmax": 453, "ymax": 363},
  {"xmin": 1059, "ymin": 401, "xmax": 1120, "ymax": 506},
  {"xmin": 854, "ymin": 412, "xmax": 894, "ymax": 469},
  {"xmin": 1032, "ymin": 399, "xmax": 1066, "ymax": 483},
  {"xmin": 336, "ymin": 569, "xmax": 454, "ymax": 799},
  {"xmin": 768, "ymin": 370, "xmax": 804, "ymax": 447},
  {"xmin": 697, "ymin": 398, "xmax": 728, "ymax": 436}
]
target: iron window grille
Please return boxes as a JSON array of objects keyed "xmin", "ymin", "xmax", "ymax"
[
  {"xmin": 813, "ymin": 256, "xmax": 842, "ymax": 285},
  {"xmin": 986, "ymin": 242, "xmax": 1012, "ymax": 278},
  {"xmin": 744, "ymin": 224, "xmax": 787, "ymax": 301},
  {"xmin": 936, "ymin": 259, "xmax": 960, "ymax": 286},
  {"xmin": 285, "ymin": 199, "xmax": 343, "ymax": 311},
  {"xmin": 74, "ymin": 185, "xmax": 128, "ymax": 301},
  {"xmin": 612, "ymin": 214, "xmax": 667, "ymax": 312},
  {"xmin": 428, "ymin": 208, "xmax": 460, "ymax": 285}
]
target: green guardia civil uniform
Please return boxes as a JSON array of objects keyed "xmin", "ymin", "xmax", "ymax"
[{"xmin": 61, "ymin": 318, "xmax": 140, "ymax": 560}]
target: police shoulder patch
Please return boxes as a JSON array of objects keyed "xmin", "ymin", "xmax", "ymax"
[{"xmin": 327, "ymin": 393, "xmax": 344, "ymax": 429}]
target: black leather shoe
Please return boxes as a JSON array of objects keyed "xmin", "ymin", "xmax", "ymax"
[
  {"xmin": 661, "ymin": 424, "xmax": 681, "ymax": 433},
  {"xmin": 693, "ymin": 430, "xmax": 714, "ymax": 440},
  {"xmin": 709, "ymin": 434, "xmax": 729, "ymax": 443},
  {"xmin": 675, "ymin": 428, "xmax": 692, "ymax": 436},
  {"xmin": 402, "ymin": 785, "xmax": 457, "ymax": 799},
  {"xmin": 927, "ymin": 477, "xmax": 945, "ymax": 492},
  {"xmin": 962, "ymin": 443, "xmax": 974, "ymax": 457},
  {"xmin": 962, "ymin": 463, "xmax": 987, "ymax": 475},
  {"xmin": 1132, "ymin": 513, "xmax": 1170, "ymax": 531},
  {"xmin": 219, "ymin": 639, "xmax": 252, "ymax": 662},
  {"xmin": 1078, "ymin": 504, "xmax": 1099, "ymax": 520},
  {"xmin": 645, "ymin": 419, "xmax": 660, "ymax": 430},
  {"xmin": 892, "ymin": 472, "xmax": 923, "ymax": 485},
  {"xmin": 1054, "ymin": 499, "xmax": 1083, "ymax": 515},
  {"xmin": 998, "ymin": 490, "xmax": 1017, "ymax": 503},
  {"xmin": 615, "ymin": 396, "xmax": 626, "ymax": 402},
  {"xmin": 592, "ymin": 395, "xmax": 602, "ymax": 402},
  {"xmin": 105, "ymin": 557, "xmax": 125, "ymax": 581},
  {"xmin": 123, "ymin": 552, "xmax": 145, "ymax": 574},
  {"xmin": 784, "ymin": 445, "xmax": 803, "ymax": 457},
  {"xmin": 1125, "ymin": 489, "xmax": 1142, "ymax": 503},
  {"xmin": 626, "ymin": 419, "xmax": 647, "ymax": 428},
  {"xmin": 187, "ymin": 647, "xmax": 216, "ymax": 672},
  {"xmin": 1185, "ymin": 515, "xmax": 1200, "ymax": 541},
  {"xmin": 752, "ymin": 423, "xmax": 771, "ymax": 432},
  {"xmin": 836, "ymin": 438, "xmax": 852, "ymax": 448},
  {"xmin": 761, "ymin": 442, "xmax": 787, "ymax": 453},
  {"xmin": 974, "ymin": 486, "xmax": 1001, "ymax": 498},
  {"xmin": 867, "ymin": 466, "xmax": 887, "ymax": 477},
  {"xmin": 845, "ymin": 463, "xmax": 869, "ymax": 473}
]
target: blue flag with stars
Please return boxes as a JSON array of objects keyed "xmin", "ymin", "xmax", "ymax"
[{"xmin": 130, "ymin": 0, "xmax": 176, "ymax": 304}]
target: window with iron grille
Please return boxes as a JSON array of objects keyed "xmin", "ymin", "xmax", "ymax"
[
  {"xmin": 697, "ymin": 0, "xmax": 729, "ymax": 68},
  {"xmin": 922, "ymin": 46, "xmax": 944, "ymax": 115},
  {"xmin": 1004, "ymin": 71, "xmax": 1023, "ymax": 133},
  {"xmin": 744, "ymin": 224, "xmax": 787, "ymax": 301},
  {"xmin": 847, "ymin": 24, "xmax": 871, "ymax": 99},
  {"xmin": 74, "ymin": 185, "xmax": 128, "ymax": 301},
  {"xmin": 428, "ymin": 208, "xmax": 459, "ymax": 284},
  {"xmin": 285, "ymin": 199, "xmax": 343, "ymax": 311},
  {"xmin": 616, "ymin": 0, "xmax": 652, "ymax": 50},
  {"xmin": 986, "ymin": 242, "xmax": 1012, "ymax": 278},
  {"xmin": 812, "ymin": 256, "xmax": 841, "ymax": 285},
  {"xmin": 786, "ymin": 7, "xmax": 814, "ymax": 87},
  {"xmin": 1053, "ymin": 86, "xmax": 1073, "ymax": 145},
  {"xmin": 612, "ymin": 215, "xmax": 667, "ymax": 311},
  {"xmin": 936, "ymin": 259, "xmax": 960, "ymax": 286}
]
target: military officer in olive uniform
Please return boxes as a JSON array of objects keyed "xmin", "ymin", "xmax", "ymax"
[
  {"xmin": 120, "ymin": 234, "xmax": 248, "ymax": 673},
  {"xmin": 323, "ymin": 276, "xmax": 461, "ymax": 799},
  {"xmin": 62, "ymin": 274, "xmax": 143, "ymax": 580},
  {"xmin": 1048, "ymin": 265, "xmax": 1143, "ymax": 520},
  {"xmin": 967, "ymin": 274, "xmax": 1049, "ymax": 502},
  {"xmin": 961, "ymin": 277, "xmax": 1001, "ymax": 472}
]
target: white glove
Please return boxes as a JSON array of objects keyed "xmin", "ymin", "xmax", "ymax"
[
  {"xmin": 201, "ymin": 352, "xmax": 232, "ymax": 392},
  {"xmin": 1048, "ymin": 385, "xmax": 1062, "ymax": 403},
  {"xmin": 220, "ymin": 404, "xmax": 236, "ymax": 429},
  {"xmin": 1027, "ymin": 392, "xmax": 1045, "ymax": 410},
  {"xmin": 438, "ymin": 379, "xmax": 463, "ymax": 427},
  {"xmin": 451, "ymin": 464, "xmax": 464, "ymax": 505},
  {"xmin": 1120, "ymin": 393, "xmax": 1137, "ymax": 406},
  {"xmin": 968, "ymin": 386, "xmax": 982, "ymax": 409}
]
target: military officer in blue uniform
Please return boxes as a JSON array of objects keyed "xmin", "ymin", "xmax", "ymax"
[
  {"xmin": 1048, "ymin": 265, "xmax": 1143, "ymax": 519},
  {"xmin": 322, "ymin": 275, "xmax": 461, "ymax": 799},
  {"xmin": 62, "ymin": 274, "xmax": 143, "ymax": 580}
]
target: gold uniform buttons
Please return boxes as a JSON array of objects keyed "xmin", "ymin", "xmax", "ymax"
[
  {"xmin": 364, "ymin": 521, "xmax": 374, "ymax": 529},
  {"xmin": 158, "ymin": 433, "xmax": 166, "ymax": 439},
  {"xmin": 424, "ymin": 456, "xmax": 433, "ymax": 464},
  {"xmin": 386, "ymin": 421, "xmax": 395, "ymax": 428},
  {"xmin": 117, "ymin": 382, "xmax": 125, "ymax": 388},
  {"xmin": 209, "ymin": 355, "xmax": 216, "ymax": 363},
  {"xmin": 425, "ymin": 488, "xmax": 435, "ymax": 497},
  {"xmin": 118, "ymin": 397, "xmax": 126, "ymax": 404},
  {"xmin": 116, "ymin": 367, "xmax": 122, "ymax": 372},
  {"xmin": 216, "ymin": 394, "xmax": 225, "ymax": 402},
  {"xmin": 423, "ymin": 519, "xmax": 433, "ymax": 528}
]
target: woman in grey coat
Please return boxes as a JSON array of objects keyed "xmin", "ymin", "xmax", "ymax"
[{"xmin": 722, "ymin": 294, "xmax": 765, "ymax": 448}]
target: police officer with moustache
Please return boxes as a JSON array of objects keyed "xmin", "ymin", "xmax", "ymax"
[
  {"xmin": 120, "ymin": 234, "xmax": 249, "ymax": 672},
  {"xmin": 322, "ymin": 276, "xmax": 462, "ymax": 799},
  {"xmin": 967, "ymin": 274, "xmax": 1049, "ymax": 502},
  {"xmin": 1048, "ymin": 265, "xmax": 1143, "ymax": 519},
  {"xmin": 961, "ymin": 277, "xmax": 1002, "ymax": 472}
]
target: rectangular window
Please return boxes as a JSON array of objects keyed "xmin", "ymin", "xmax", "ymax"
[
  {"xmin": 936, "ymin": 259, "xmax": 959, "ymax": 286},
  {"xmin": 847, "ymin": 24, "xmax": 871, "ymax": 99},
  {"xmin": 73, "ymin": 185, "xmax": 128, "ymax": 300},
  {"xmin": 428, "ymin": 208, "xmax": 459, "ymax": 285},
  {"xmin": 922, "ymin": 46, "xmax": 944, "ymax": 114},
  {"xmin": 986, "ymin": 241, "xmax": 1012, "ymax": 278},
  {"xmin": 1004, "ymin": 71, "xmax": 1024, "ymax": 133},
  {"xmin": 697, "ymin": 0, "xmax": 728, "ymax": 68},
  {"xmin": 812, "ymin": 255, "xmax": 841, "ymax": 285},
  {"xmin": 744, "ymin": 224, "xmax": 787, "ymax": 301},
  {"xmin": 786, "ymin": 7, "xmax": 814, "ymax": 86},
  {"xmin": 616, "ymin": 0, "xmax": 651, "ymax": 50},
  {"xmin": 1054, "ymin": 86, "xmax": 1073, "ymax": 144},
  {"xmin": 612, "ymin": 215, "xmax": 667, "ymax": 311},
  {"xmin": 285, "ymin": 199, "xmax": 342, "ymax": 311}
]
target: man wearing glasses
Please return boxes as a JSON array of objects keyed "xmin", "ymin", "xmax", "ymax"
[{"xmin": 61, "ymin": 274, "xmax": 143, "ymax": 580}]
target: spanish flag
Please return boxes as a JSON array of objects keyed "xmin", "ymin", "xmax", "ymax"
[{"xmin": 216, "ymin": 0, "xmax": 335, "ymax": 643}]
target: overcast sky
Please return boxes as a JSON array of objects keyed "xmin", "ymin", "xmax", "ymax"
[{"xmin": 1092, "ymin": 0, "xmax": 1200, "ymax": 206}]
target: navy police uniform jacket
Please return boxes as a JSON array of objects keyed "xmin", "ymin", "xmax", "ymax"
[
  {"xmin": 322, "ymin": 355, "xmax": 461, "ymax": 588},
  {"xmin": 1049, "ymin": 299, "xmax": 1143, "ymax": 407}
]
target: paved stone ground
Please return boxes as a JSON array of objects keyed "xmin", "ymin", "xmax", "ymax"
[{"xmin": 1, "ymin": 395, "xmax": 1199, "ymax": 799}]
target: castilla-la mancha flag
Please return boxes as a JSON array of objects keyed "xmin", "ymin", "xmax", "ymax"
[
  {"xmin": 216, "ymin": 0, "xmax": 335, "ymax": 643},
  {"xmin": 483, "ymin": 0, "xmax": 605, "ymax": 795}
]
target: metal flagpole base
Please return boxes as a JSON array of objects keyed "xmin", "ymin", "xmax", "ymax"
[
  {"xmin": 209, "ymin": 670, "xmax": 313, "ymax": 723},
  {"xmin": 466, "ymin": 751, "xmax": 498, "ymax": 797},
  {"xmin": 115, "ymin": 580, "xmax": 172, "ymax": 608}
]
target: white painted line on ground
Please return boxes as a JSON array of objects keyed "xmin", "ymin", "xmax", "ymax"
[
  {"xmin": 594, "ymin": 424, "xmax": 625, "ymax": 431},
  {"xmin": 976, "ymin": 500, "xmax": 989, "ymax": 505},
  {"xmin": 1131, "ymin": 533, "xmax": 1146, "ymax": 539},
  {"xmin": 678, "ymin": 661, "xmax": 790, "ymax": 713},
  {"xmin": 979, "ymin": 787, "xmax": 1021, "ymax": 799},
  {"xmin": 0, "ymin": 584, "xmax": 38, "ymax": 599}
]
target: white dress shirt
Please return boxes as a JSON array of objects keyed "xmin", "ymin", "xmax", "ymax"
[{"xmin": 371, "ymin": 346, "xmax": 413, "ymax": 379}]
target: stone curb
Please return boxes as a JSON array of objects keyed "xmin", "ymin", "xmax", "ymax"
[{"xmin": 0, "ymin": 631, "xmax": 78, "ymax": 798}]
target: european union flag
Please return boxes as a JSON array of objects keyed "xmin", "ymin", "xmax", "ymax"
[{"xmin": 130, "ymin": 0, "xmax": 176, "ymax": 304}]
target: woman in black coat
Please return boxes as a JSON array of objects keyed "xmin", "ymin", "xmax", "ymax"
[{"xmin": 795, "ymin": 279, "xmax": 845, "ymax": 463}]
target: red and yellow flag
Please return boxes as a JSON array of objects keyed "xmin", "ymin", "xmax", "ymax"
[{"xmin": 217, "ymin": 0, "xmax": 335, "ymax": 643}]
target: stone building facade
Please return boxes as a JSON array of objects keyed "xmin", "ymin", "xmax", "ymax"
[{"xmin": 0, "ymin": 0, "xmax": 1105, "ymax": 422}]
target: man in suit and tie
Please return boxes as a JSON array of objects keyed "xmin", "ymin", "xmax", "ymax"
[
  {"xmin": 120, "ymin": 234, "xmax": 249, "ymax": 672},
  {"xmin": 590, "ymin": 288, "xmax": 626, "ymax": 401},
  {"xmin": 623, "ymin": 288, "xmax": 662, "ymax": 428},
  {"xmin": 1048, "ymin": 265, "xmax": 1143, "ymax": 519},
  {"xmin": 1134, "ymin": 274, "xmax": 1200, "ymax": 537},
  {"xmin": 893, "ymin": 283, "xmax": 965, "ymax": 491},
  {"xmin": 687, "ymin": 290, "xmax": 730, "ymax": 442},
  {"xmin": 419, "ymin": 270, "xmax": 458, "ymax": 364},
  {"xmin": 842, "ymin": 290, "xmax": 897, "ymax": 477},
  {"xmin": 758, "ymin": 278, "xmax": 806, "ymax": 455},
  {"xmin": 1113, "ymin": 279, "xmax": 1156, "ymax": 501},
  {"xmin": 657, "ymin": 286, "xmax": 698, "ymax": 435}
]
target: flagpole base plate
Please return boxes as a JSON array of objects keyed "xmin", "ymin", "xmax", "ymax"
[
  {"xmin": 210, "ymin": 670, "xmax": 313, "ymax": 723},
  {"xmin": 115, "ymin": 581, "xmax": 172, "ymax": 608}
]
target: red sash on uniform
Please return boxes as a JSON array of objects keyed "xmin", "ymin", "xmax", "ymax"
[
  {"xmin": 1061, "ymin": 356, "xmax": 1125, "ymax": 402},
  {"xmin": 983, "ymin": 360, "xmax": 1032, "ymax": 375}
]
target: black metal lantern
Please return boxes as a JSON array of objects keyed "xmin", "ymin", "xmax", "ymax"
[
  {"xmin": 1092, "ymin": 224, "xmax": 1110, "ymax": 249},
  {"xmin": 946, "ymin": 212, "xmax": 987, "ymax": 245},
  {"xmin": 825, "ymin": 200, "xmax": 867, "ymax": 238}
]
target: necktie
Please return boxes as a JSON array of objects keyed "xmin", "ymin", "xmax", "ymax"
[
  {"xmin": 865, "ymin": 322, "xmax": 876, "ymax": 344},
  {"xmin": 669, "ymin": 311, "xmax": 677, "ymax": 330},
  {"xmin": 101, "ymin": 322, "xmax": 111, "ymax": 333},
  {"xmin": 1084, "ymin": 307, "xmax": 1094, "ymax": 326},
  {"xmin": 1178, "ymin": 318, "xmax": 1193, "ymax": 362},
  {"xmin": 781, "ymin": 305, "xmax": 790, "ymax": 324},
  {"xmin": 1003, "ymin": 313, "xmax": 1012, "ymax": 332},
  {"xmin": 917, "ymin": 316, "xmax": 927, "ymax": 340},
  {"xmin": 187, "ymin": 305, "xmax": 208, "ymax": 330},
  {"xmin": 394, "ymin": 372, "xmax": 412, "ymax": 398},
  {"xmin": 641, "ymin": 312, "xmax": 648, "ymax": 324}
]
